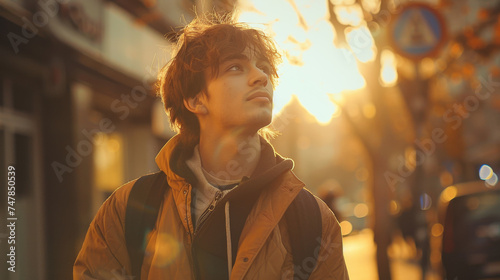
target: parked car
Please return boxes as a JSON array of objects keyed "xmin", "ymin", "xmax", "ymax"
[{"xmin": 439, "ymin": 181, "xmax": 500, "ymax": 279}]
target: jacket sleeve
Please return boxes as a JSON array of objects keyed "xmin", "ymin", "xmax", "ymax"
[
  {"xmin": 73, "ymin": 180, "xmax": 136, "ymax": 280},
  {"xmin": 309, "ymin": 197, "xmax": 350, "ymax": 280}
]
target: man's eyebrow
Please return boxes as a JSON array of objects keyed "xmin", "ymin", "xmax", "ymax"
[
  {"xmin": 221, "ymin": 53, "xmax": 249, "ymax": 63},
  {"xmin": 221, "ymin": 53, "xmax": 271, "ymax": 67}
]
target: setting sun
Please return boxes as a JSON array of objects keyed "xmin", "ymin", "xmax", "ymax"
[{"xmin": 237, "ymin": 0, "xmax": 368, "ymax": 124}]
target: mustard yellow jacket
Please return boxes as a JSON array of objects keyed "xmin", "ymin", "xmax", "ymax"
[{"xmin": 74, "ymin": 136, "xmax": 349, "ymax": 279}]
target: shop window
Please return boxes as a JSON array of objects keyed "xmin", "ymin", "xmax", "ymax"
[{"xmin": 93, "ymin": 132, "xmax": 124, "ymax": 200}]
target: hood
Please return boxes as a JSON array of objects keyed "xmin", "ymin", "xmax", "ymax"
[
  {"xmin": 155, "ymin": 134, "xmax": 294, "ymax": 191},
  {"xmin": 155, "ymin": 135, "xmax": 198, "ymax": 190}
]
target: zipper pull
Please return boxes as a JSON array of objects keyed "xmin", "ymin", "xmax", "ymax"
[{"xmin": 208, "ymin": 190, "xmax": 223, "ymax": 211}]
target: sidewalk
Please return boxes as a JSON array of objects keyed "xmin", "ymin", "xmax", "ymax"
[{"xmin": 343, "ymin": 229, "xmax": 441, "ymax": 280}]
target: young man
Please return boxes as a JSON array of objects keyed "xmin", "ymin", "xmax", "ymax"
[{"xmin": 74, "ymin": 16, "xmax": 349, "ymax": 280}]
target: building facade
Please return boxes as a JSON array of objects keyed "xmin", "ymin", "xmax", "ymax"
[{"xmin": 0, "ymin": 0, "xmax": 198, "ymax": 278}]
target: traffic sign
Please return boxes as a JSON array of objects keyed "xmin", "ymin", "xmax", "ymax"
[{"xmin": 389, "ymin": 3, "xmax": 447, "ymax": 60}]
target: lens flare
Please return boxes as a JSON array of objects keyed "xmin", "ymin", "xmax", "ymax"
[
  {"xmin": 390, "ymin": 200, "xmax": 400, "ymax": 215},
  {"xmin": 431, "ymin": 223, "xmax": 444, "ymax": 237},
  {"xmin": 420, "ymin": 193, "xmax": 432, "ymax": 210},
  {"xmin": 380, "ymin": 49, "xmax": 397, "ymax": 86},
  {"xmin": 353, "ymin": 203, "xmax": 369, "ymax": 218},
  {"xmin": 440, "ymin": 186, "xmax": 457, "ymax": 203},
  {"xmin": 151, "ymin": 233, "xmax": 181, "ymax": 267},
  {"xmin": 340, "ymin": 220, "xmax": 353, "ymax": 236},
  {"xmin": 479, "ymin": 164, "xmax": 494, "ymax": 180},
  {"xmin": 486, "ymin": 173, "xmax": 498, "ymax": 187}
]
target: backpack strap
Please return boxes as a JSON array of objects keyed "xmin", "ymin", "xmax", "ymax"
[
  {"xmin": 125, "ymin": 171, "xmax": 169, "ymax": 279},
  {"xmin": 284, "ymin": 188, "xmax": 323, "ymax": 280}
]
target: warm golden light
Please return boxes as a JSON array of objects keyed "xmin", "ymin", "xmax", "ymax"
[
  {"xmin": 380, "ymin": 49, "xmax": 397, "ymax": 86},
  {"xmin": 94, "ymin": 133, "xmax": 124, "ymax": 192},
  {"xmin": 390, "ymin": 200, "xmax": 400, "ymax": 215},
  {"xmin": 330, "ymin": 0, "xmax": 356, "ymax": 5},
  {"xmin": 431, "ymin": 223, "xmax": 444, "ymax": 237},
  {"xmin": 404, "ymin": 146, "xmax": 417, "ymax": 172},
  {"xmin": 361, "ymin": 0, "xmax": 381, "ymax": 14},
  {"xmin": 440, "ymin": 186, "xmax": 457, "ymax": 203},
  {"xmin": 237, "ymin": 0, "xmax": 367, "ymax": 124},
  {"xmin": 431, "ymin": 250, "xmax": 442, "ymax": 267},
  {"xmin": 150, "ymin": 233, "xmax": 181, "ymax": 266},
  {"xmin": 340, "ymin": 220, "xmax": 353, "ymax": 236},
  {"xmin": 362, "ymin": 103, "xmax": 376, "ymax": 119},
  {"xmin": 450, "ymin": 42, "xmax": 464, "ymax": 58},
  {"xmin": 345, "ymin": 25, "xmax": 376, "ymax": 62},
  {"xmin": 334, "ymin": 4, "xmax": 363, "ymax": 26},
  {"xmin": 353, "ymin": 203, "xmax": 369, "ymax": 218},
  {"xmin": 420, "ymin": 57, "xmax": 436, "ymax": 78}
]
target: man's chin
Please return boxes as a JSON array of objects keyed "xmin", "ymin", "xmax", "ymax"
[
  {"xmin": 245, "ymin": 114, "xmax": 272, "ymax": 133},
  {"xmin": 257, "ymin": 111, "xmax": 273, "ymax": 125}
]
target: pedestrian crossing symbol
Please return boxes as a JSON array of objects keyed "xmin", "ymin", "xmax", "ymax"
[{"xmin": 389, "ymin": 3, "xmax": 447, "ymax": 60}]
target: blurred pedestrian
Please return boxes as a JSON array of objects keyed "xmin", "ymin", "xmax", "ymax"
[{"xmin": 318, "ymin": 188, "xmax": 344, "ymax": 222}]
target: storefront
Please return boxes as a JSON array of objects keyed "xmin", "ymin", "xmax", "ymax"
[{"xmin": 1, "ymin": 1, "xmax": 176, "ymax": 278}]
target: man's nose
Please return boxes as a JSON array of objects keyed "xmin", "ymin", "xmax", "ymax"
[{"xmin": 249, "ymin": 66, "xmax": 268, "ymax": 87}]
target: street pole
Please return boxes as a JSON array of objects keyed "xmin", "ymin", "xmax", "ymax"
[{"xmin": 413, "ymin": 62, "xmax": 430, "ymax": 280}]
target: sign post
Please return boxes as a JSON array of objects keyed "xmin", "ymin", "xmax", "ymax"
[{"xmin": 389, "ymin": 4, "xmax": 448, "ymax": 280}]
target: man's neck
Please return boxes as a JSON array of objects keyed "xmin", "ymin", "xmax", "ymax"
[{"xmin": 198, "ymin": 129, "xmax": 261, "ymax": 182}]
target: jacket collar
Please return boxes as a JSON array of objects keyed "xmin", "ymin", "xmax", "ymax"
[
  {"xmin": 155, "ymin": 135, "xmax": 196, "ymax": 190},
  {"xmin": 155, "ymin": 134, "xmax": 293, "ymax": 190}
]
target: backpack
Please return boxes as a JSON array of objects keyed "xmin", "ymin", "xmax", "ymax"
[{"xmin": 125, "ymin": 171, "xmax": 323, "ymax": 279}]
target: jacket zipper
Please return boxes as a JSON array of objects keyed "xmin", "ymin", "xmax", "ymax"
[
  {"xmin": 191, "ymin": 190, "xmax": 223, "ymax": 280},
  {"xmin": 184, "ymin": 185, "xmax": 198, "ymax": 280},
  {"xmin": 194, "ymin": 190, "xmax": 223, "ymax": 236}
]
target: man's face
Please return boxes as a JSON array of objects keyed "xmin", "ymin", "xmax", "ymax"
[{"xmin": 199, "ymin": 49, "xmax": 274, "ymax": 134}]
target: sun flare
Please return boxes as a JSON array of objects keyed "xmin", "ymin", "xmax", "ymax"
[{"xmin": 237, "ymin": 0, "xmax": 369, "ymax": 124}]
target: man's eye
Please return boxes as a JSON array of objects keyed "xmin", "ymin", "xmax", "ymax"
[
  {"xmin": 258, "ymin": 65, "xmax": 271, "ymax": 75},
  {"xmin": 228, "ymin": 65, "xmax": 242, "ymax": 71}
]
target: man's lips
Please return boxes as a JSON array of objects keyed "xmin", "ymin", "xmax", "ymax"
[{"xmin": 247, "ymin": 91, "xmax": 272, "ymax": 102}]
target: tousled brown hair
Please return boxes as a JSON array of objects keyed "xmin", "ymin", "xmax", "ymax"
[{"xmin": 156, "ymin": 14, "xmax": 282, "ymax": 146}]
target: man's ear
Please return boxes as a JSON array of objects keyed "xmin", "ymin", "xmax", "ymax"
[{"xmin": 184, "ymin": 94, "xmax": 208, "ymax": 115}]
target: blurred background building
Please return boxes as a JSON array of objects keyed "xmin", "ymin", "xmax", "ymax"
[
  {"xmin": 0, "ymin": 0, "xmax": 194, "ymax": 278},
  {"xmin": 1, "ymin": 0, "xmax": 499, "ymax": 279}
]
